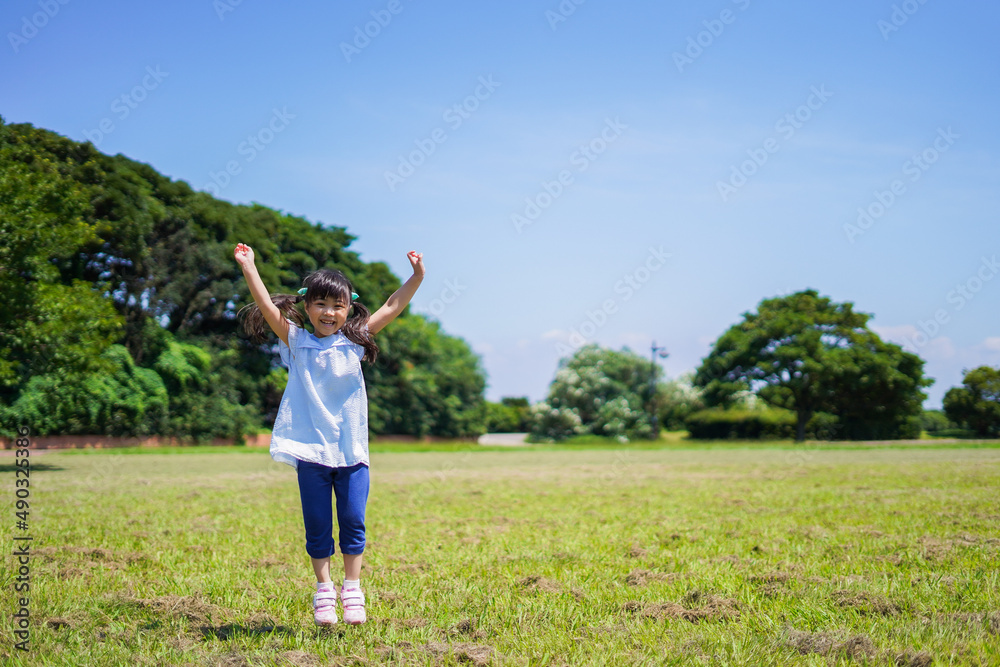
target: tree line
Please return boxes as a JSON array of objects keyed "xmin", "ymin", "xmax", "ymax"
[
  {"xmin": 1, "ymin": 117, "xmax": 996, "ymax": 443},
  {"xmin": 529, "ymin": 291, "xmax": 1000, "ymax": 442}
]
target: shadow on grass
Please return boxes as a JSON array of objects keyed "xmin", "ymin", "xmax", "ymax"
[
  {"xmin": 198, "ymin": 622, "xmax": 300, "ymax": 641},
  {"xmin": 0, "ymin": 462, "xmax": 65, "ymax": 473}
]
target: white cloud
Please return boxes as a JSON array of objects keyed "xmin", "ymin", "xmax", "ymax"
[{"xmin": 976, "ymin": 337, "xmax": 1000, "ymax": 354}]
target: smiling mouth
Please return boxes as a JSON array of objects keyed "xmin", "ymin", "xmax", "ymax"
[{"xmin": 320, "ymin": 319, "xmax": 336, "ymax": 327}]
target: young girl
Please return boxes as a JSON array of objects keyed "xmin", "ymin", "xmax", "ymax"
[{"xmin": 233, "ymin": 242, "xmax": 424, "ymax": 626}]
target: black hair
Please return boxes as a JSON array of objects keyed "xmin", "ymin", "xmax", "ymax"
[{"xmin": 238, "ymin": 268, "xmax": 378, "ymax": 362}]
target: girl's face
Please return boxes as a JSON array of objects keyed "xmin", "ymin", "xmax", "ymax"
[{"xmin": 305, "ymin": 296, "xmax": 350, "ymax": 338}]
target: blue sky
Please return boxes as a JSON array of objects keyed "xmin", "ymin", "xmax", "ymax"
[{"xmin": 3, "ymin": 0, "xmax": 998, "ymax": 407}]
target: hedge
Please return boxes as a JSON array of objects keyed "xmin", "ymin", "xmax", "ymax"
[{"xmin": 684, "ymin": 407, "xmax": 838, "ymax": 440}]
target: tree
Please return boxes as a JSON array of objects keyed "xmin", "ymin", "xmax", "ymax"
[
  {"xmin": 943, "ymin": 366, "xmax": 1000, "ymax": 438},
  {"xmin": 694, "ymin": 290, "xmax": 931, "ymax": 441},
  {"xmin": 656, "ymin": 372, "xmax": 706, "ymax": 431},
  {"xmin": 0, "ymin": 117, "xmax": 488, "ymax": 440},
  {"xmin": 0, "ymin": 122, "xmax": 124, "ymax": 406},
  {"xmin": 0, "ymin": 345, "xmax": 167, "ymax": 437},
  {"xmin": 363, "ymin": 315, "xmax": 487, "ymax": 438},
  {"xmin": 484, "ymin": 397, "xmax": 532, "ymax": 432},
  {"xmin": 530, "ymin": 344, "xmax": 659, "ymax": 442},
  {"xmin": 919, "ymin": 409, "xmax": 954, "ymax": 435}
]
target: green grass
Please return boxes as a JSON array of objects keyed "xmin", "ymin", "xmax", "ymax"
[{"xmin": 2, "ymin": 444, "xmax": 998, "ymax": 665}]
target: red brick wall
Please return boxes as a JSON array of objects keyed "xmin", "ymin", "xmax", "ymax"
[{"xmin": 0, "ymin": 433, "xmax": 271, "ymax": 450}]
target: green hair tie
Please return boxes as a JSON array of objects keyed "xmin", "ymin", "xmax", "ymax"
[{"xmin": 297, "ymin": 287, "xmax": 359, "ymax": 301}]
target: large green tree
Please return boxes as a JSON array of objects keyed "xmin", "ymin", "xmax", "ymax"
[
  {"xmin": 363, "ymin": 315, "xmax": 487, "ymax": 438},
  {"xmin": 943, "ymin": 366, "xmax": 1000, "ymax": 438},
  {"xmin": 694, "ymin": 290, "xmax": 930, "ymax": 441},
  {"xmin": 530, "ymin": 344, "xmax": 660, "ymax": 442},
  {"xmin": 0, "ymin": 118, "xmax": 125, "ymax": 407},
  {"xmin": 5, "ymin": 345, "xmax": 167, "ymax": 437},
  {"xmin": 0, "ymin": 116, "xmax": 487, "ymax": 440}
]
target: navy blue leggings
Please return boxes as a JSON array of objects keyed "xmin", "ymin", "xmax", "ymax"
[{"xmin": 296, "ymin": 460, "xmax": 369, "ymax": 558}]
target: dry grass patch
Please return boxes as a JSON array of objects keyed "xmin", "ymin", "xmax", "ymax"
[
  {"xmin": 749, "ymin": 571, "xmax": 794, "ymax": 597},
  {"xmin": 933, "ymin": 611, "xmax": 1000, "ymax": 635},
  {"xmin": 376, "ymin": 640, "xmax": 498, "ymax": 666},
  {"xmin": 37, "ymin": 545, "xmax": 149, "ymax": 568},
  {"xmin": 279, "ymin": 650, "xmax": 322, "ymax": 666},
  {"xmin": 517, "ymin": 575, "xmax": 563, "ymax": 594},
  {"xmin": 894, "ymin": 649, "xmax": 934, "ymax": 667},
  {"xmin": 624, "ymin": 569, "xmax": 675, "ymax": 587},
  {"xmin": 627, "ymin": 544, "xmax": 650, "ymax": 558},
  {"xmin": 625, "ymin": 589, "xmax": 741, "ymax": 623},
  {"xmin": 831, "ymin": 590, "xmax": 903, "ymax": 617},
  {"xmin": 44, "ymin": 617, "xmax": 72, "ymax": 630},
  {"xmin": 206, "ymin": 651, "xmax": 252, "ymax": 667},
  {"xmin": 783, "ymin": 628, "xmax": 878, "ymax": 661},
  {"xmin": 134, "ymin": 593, "xmax": 226, "ymax": 624},
  {"xmin": 446, "ymin": 617, "xmax": 487, "ymax": 641},
  {"xmin": 749, "ymin": 571, "xmax": 793, "ymax": 585}
]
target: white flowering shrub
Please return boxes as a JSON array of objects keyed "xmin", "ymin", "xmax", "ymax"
[
  {"xmin": 529, "ymin": 344, "xmax": 659, "ymax": 442},
  {"xmin": 656, "ymin": 371, "xmax": 707, "ymax": 430},
  {"xmin": 528, "ymin": 402, "xmax": 586, "ymax": 442}
]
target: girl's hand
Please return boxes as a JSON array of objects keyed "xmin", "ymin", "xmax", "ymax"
[
  {"xmin": 234, "ymin": 243, "xmax": 256, "ymax": 270},
  {"xmin": 369, "ymin": 251, "xmax": 425, "ymax": 334},
  {"xmin": 407, "ymin": 250, "xmax": 425, "ymax": 278}
]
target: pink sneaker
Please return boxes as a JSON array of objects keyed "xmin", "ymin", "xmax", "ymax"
[
  {"xmin": 340, "ymin": 586, "xmax": 366, "ymax": 625},
  {"xmin": 313, "ymin": 586, "xmax": 338, "ymax": 626}
]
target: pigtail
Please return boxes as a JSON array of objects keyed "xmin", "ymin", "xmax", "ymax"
[
  {"xmin": 243, "ymin": 268, "xmax": 379, "ymax": 361},
  {"xmin": 340, "ymin": 300, "xmax": 379, "ymax": 363},
  {"xmin": 237, "ymin": 293, "xmax": 305, "ymax": 344}
]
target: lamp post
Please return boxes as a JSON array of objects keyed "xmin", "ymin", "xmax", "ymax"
[{"xmin": 649, "ymin": 341, "xmax": 669, "ymax": 436}]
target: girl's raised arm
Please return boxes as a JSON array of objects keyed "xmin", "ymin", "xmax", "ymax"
[
  {"xmin": 234, "ymin": 243, "xmax": 290, "ymax": 346},
  {"xmin": 368, "ymin": 251, "xmax": 425, "ymax": 334}
]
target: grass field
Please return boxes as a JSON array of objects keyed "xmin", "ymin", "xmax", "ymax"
[{"xmin": 2, "ymin": 441, "xmax": 998, "ymax": 666}]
